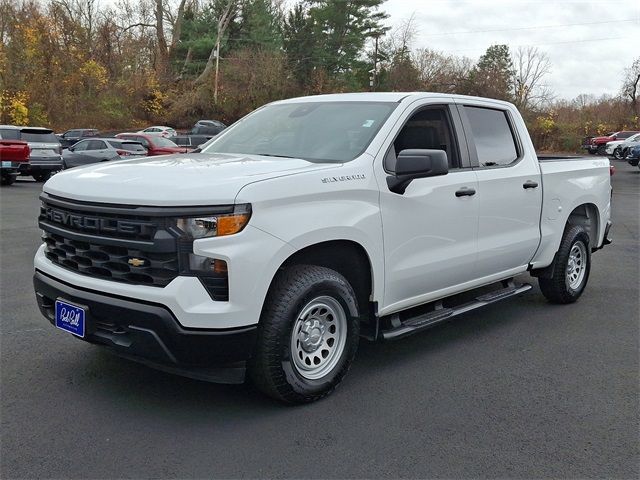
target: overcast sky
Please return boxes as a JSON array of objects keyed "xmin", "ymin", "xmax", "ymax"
[{"xmin": 382, "ymin": 0, "xmax": 640, "ymax": 100}]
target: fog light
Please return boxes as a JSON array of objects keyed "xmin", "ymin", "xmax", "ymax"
[{"xmin": 187, "ymin": 254, "xmax": 229, "ymax": 301}]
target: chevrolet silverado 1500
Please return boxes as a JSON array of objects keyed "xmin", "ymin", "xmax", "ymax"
[{"xmin": 34, "ymin": 93, "xmax": 612, "ymax": 403}]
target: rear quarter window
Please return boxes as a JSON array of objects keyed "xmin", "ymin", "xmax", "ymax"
[
  {"xmin": 0, "ymin": 129, "xmax": 20, "ymax": 140},
  {"xmin": 464, "ymin": 106, "xmax": 518, "ymax": 167}
]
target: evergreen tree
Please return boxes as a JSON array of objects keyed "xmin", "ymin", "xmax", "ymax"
[
  {"xmin": 282, "ymin": 4, "xmax": 316, "ymax": 88},
  {"xmin": 307, "ymin": 0, "xmax": 388, "ymax": 75},
  {"xmin": 467, "ymin": 44, "xmax": 515, "ymax": 101},
  {"xmin": 236, "ymin": 0, "xmax": 282, "ymax": 51}
]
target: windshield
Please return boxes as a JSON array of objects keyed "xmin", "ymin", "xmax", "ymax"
[{"xmin": 202, "ymin": 101, "xmax": 397, "ymax": 162}]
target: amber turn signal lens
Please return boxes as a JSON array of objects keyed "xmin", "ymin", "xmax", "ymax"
[
  {"xmin": 213, "ymin": 259, "xmax": 228, "ymax": 274},
  {"xmin": 217, "ymin": 213, "xmax": 250, "ymax": 236}
]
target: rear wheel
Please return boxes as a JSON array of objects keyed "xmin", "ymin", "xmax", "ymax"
[
  {"xmin": 539, "ymin": 225, "xmax": 591, "ymax": 304},
  {"xmin": 1, "ymin": 174, "xmax": 16, "ymax": 186},
  {"xmin": 249, "ymin": 265, "xmax": 360, "ymax": 403},
  {"xmin": 32, "ymin": 172, "xmax": 51, "ymax": 182}
]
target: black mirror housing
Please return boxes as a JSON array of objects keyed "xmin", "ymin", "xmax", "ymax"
[{"xmin": 387, "ymin": 149, "xmax": 449, "ymax": 194}]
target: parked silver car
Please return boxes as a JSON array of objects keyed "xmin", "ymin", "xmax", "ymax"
[
  {"xmin": 0, "ymin": 125, "xmax": 62, "ymax": 182},
  {"xmin": 605, "ymin": 132, "xmax": 640, "ymax": 159},
  {"xmin": 62, "ymin": 138, "xmax": 147, "ymax": 169}
]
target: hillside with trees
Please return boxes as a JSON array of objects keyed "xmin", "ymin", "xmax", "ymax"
[{"xmin": 1, "ymin": 0, "xmax": 638, "ymax": 151}]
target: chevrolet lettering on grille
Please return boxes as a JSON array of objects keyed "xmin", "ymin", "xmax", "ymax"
[{"xmin": 43, "ymin": 207, "xmax": 155, "ymax": 237}]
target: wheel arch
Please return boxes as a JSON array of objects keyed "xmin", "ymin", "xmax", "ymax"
[
  {"xmin": 531, "ymin": 202, "xmax": 601, "ymax": 279},
  {"xmin": 566, "ymin": 202, "xmax": 600, "ymax": 247},
  {"xmin": 267, "ymin": 239, "xmax": 378, "ymax": 338}
]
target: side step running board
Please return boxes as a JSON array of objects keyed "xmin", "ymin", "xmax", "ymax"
[{"xmin": 381, "ymin": 282, "xmax": 533, "ymax": 341}]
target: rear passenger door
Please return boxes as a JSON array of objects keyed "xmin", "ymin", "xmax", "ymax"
[{"xmin": 457, "ymin": 101, "xmax": 542, "ymax": 279}]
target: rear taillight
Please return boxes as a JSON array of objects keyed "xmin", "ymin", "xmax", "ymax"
[{"xmin": 116, "ymin": 150, "xmax": 131, "ymax": 156}]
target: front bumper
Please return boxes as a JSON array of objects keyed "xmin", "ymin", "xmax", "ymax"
[{"xmin": 34, "ymin": 270, "xmax": 258, "ymax": 383}]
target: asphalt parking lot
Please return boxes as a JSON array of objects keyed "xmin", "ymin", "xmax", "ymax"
[{"xmin": 1, "ymin": 162, "xmax": 638, "ymax": 479}]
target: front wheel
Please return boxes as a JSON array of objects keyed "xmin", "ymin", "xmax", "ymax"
[
  {"xmin": 539, "ymin": 225, "xmax": 591, "ymax": 304},
  {"xmin": 613, "ymin": 147, "xmax": 624, "ymax": 160},
  {"xmin": 249, "ymin": 265, "xmax": 360, "ymax": 403}
]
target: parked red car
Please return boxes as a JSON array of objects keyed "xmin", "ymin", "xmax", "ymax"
[
  {"xmin": 115, "ymin": 133, "xmax": 187, "ymax": 156},
  {"xmin": 585, "ymin": 131, "xmax": 639, "ymax": 155},
  {"xmin": 0, "ymin": 140, "xmax": 30, "ymax": 185}
]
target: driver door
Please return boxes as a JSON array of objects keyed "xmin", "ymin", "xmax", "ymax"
[{"xmin": 374, "ymin": 102, "xmax": 480, "ymax": 314}]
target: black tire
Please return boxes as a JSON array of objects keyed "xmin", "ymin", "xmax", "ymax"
[
  {"xmin": 539, "ymin": 225, "xmax": 591, "ymax": 304},
  {"xmin": 588, "ymin": 149, "xmax": 596, "ymax": 155},
  {"xmin": 613, "ymin": 147, "xmax": 624, "ymax": 160},
  {"xmin": 596, "ymin": 145, "xmax": 606, "ymax": 155},
  {"xmin": 1, "ymin": 174, "xmax": 16, "ymax": 186},
  {"xmin": 32, "ymin": 172, "xmax": 51, "ymax": 182},
  {"xmin": 249, "ymin": 264, "xmax": 360, "ymax": 404}
]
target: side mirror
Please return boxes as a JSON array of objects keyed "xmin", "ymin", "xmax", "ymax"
[
  {"xmin": 387, "ymin": 149, "xmax": 448, "ymax": 194},
  {"xmin": 68, "ymin": 147, "xmax": 74, "ymax": 152}
]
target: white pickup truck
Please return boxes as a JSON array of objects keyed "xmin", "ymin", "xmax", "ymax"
[{"xmin": 34, "ymin": 93, "xmax": 612, "ymax": 403}]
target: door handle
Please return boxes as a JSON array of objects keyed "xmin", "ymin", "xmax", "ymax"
[
  {"xmin": 455, "ymin": 187, "xmax": 476, "ymax": 197},
  {"xmin": 523, "ymin": 180, "xmax": 539, "ymax": 189}
]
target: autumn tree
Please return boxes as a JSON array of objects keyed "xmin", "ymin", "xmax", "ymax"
[
  {"xmin": 621, "ymin": 57, "xmax": 640, "ymax": 115},
  {"xmin": 412, "ymin": 48, "xmax": 473, "ymax": 93},
  {"xmin": 513, "ymin": 46, "xmax": 552, "ymax": 111}
]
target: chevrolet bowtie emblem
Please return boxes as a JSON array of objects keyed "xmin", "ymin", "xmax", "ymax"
[{"xmin": 128, "ymin": 258, "xmax": 146, "ymax": 267}]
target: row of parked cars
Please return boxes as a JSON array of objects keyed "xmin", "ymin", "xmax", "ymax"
[
  {"xmin": 582, "ymin": 130, "xmax": 640, "ymax": 168},
  {"xmin": 0, "ymin": 120, "xmax": 227, "ymax": 185}
]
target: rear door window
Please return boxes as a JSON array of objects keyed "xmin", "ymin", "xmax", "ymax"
[
  {"xmin": 464, "ymin": 106, "xmax": 519, "ymax": 167},
  {"xmin": 87, "ymin": 140, "xmax": 107, "ymax": 150}
]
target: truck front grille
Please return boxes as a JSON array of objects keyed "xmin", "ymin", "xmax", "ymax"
[
  {"xmin": 38, "ymin": 193, "xmax": 231, "ymax": 299},
  {"xmin": 42, "ymin": 232, "xmax": 178, "ymax": 287}
]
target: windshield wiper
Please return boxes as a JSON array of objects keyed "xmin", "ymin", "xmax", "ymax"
[{"xmin": 255, "ymin": 153, "xmax": 297, "ymax": 159}]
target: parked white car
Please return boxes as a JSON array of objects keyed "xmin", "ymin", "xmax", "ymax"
[
  {"xmin": 136, "ymin": 126, "xmax": 177, "ymax": 138},
  {"xmin": 34, "ymin": 93, "xmax": 612, "ymax": 403},
  {"xmin": 605, "ymin": 132, "xmax": 640, "ymax": 159}
]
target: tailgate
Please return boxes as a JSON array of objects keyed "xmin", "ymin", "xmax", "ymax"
[{"xmin": 0, "ymin": 140, "xmax": 30, "ymax": 162}]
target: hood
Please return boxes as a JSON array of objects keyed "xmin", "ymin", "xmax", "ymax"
[{"xmin": 43, "ymin": 152, "xmax": 334, "ymax": 206}]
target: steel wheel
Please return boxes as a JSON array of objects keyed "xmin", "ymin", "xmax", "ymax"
[
  {"xmin": 566, "ymin": 240, "xmax": 587, "ymax": 290},
  {"xmin": 290, "ymin": 296, "xmax": 347, "ymax": 380}
]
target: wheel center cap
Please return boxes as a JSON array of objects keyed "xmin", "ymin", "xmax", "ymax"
[{"xmin": 300, "ymin": 319, "xmax": 325, "ymax": 352}]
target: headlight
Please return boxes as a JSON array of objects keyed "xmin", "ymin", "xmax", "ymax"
[{"xmin": 176, "ymin": 204, "xmax": 251, "ymax": 238}]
